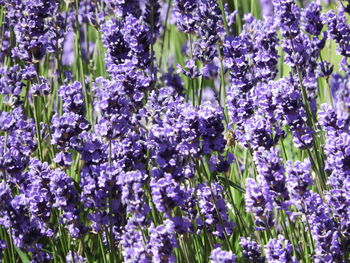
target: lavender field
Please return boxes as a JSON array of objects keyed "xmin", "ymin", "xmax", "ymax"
[{"xmin": 0, "ymin": 0, "xmax": 349, "ymax": 262}]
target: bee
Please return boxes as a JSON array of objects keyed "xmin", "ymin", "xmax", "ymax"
[{"xmin": 224, "ymin": 130, "xmax": 235, "ymax": 147}]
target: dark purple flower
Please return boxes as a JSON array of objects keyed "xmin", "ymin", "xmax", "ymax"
[
  {"xmin": 23, "ymin": 159, "xmax": 83, "ymax": 238},
  {"xmin": 0, "ymin": 240, "xmax": 7, "ymax": 261},
  {"xmin": 285, "ymin": 159, "xmax": 313, "ymax": 203},
  {"xmin": 0, "ymin": 107, "xmax": 36, "ymax": 181},
  {"xmin": 118, "ymin": 170, "xmax": 150, "ymax": 225},
  {"xmin": 172, "ymin": 0, "xmax": 198, "ymax": 34},
  {"xmin": 58, "ymin": 81, "xmax": 85, "ymax": 115},
  {"xmin": 5, "ymin": 0, "xmax": 65, "ymax": 62},
  {"xmin": 80, "ymin": 163, "xmax": 125, "ymax": 233},
  {"xmin": 102, "ymin": 14, "xmax": 152, "ymax": 76},
  {"xmin": 168, "ymin": 216, "xmax": 192, "ymax": 234},
  {"xmin": 322, "ymin": 6, "xmax": 350, "ymax": 70},
  {"xmin": 239, "ymin": 114, "xmax": 279, "ymax": 150},
  {"xmin": 240, "ymin": 237, "xmax": 265, "ymax": 263},
  {"xmin": 303, "ymin": 193, "xmax": 343, "ymax": 263},
  {"xmin": 274, "ymin": 77, "xmax": 314, "ymax": 149},
  {"xmin": 144, "ymin": 0, "xmax": 161, "ymax": 44},
  {"xmin": 148, "ymin": 220, "xmax": 177, "ymax": 263},
  {"xmin": 197, "ymin": 182, "xmax": 234, "ymax": 239},
  {"xmin": 302, "ymin": 2, "xmax": 324, "ymax": 36},
  {"xmin": 245, "ymin": 178, "xmax": 274, "ymax": 231},
  {"xmin": 0, "ymin": 64, "xmax": 36, "ymax": 104},
  {"xmin": 264, "ymin": 235, "xmax": 296, "ymax": 263},
  {"xmin": 254, "ymin": 147, "xmax": 289, "ymax": 206},
  {"xmin": 273, "ymin": 0, "xmax": 300, "ymax": 38},
  {"xmin": 0, "ymin": 181, "xmax": 51, "ymax": 250},
  {"xmin": 121, "ymin": 223, "xmax": 150, "ymax": 263},
  {"xmin": 50, "ymin": 112, "xmax": 90, "ymax": 151},
  {"xmin": 104, "ymin": 0, "xmax": 142, "ymax": 18},
  {"xmin": 151, "ymin": 173, "xmax": 188, "ymax": 213}
]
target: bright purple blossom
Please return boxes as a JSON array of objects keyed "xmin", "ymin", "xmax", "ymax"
[
  {"xmin": 210, "ymin": 246, "xmax": 236, "ymax": 263},
  {"xmin": 264, "ymin": 235, "xmax": 296, "ymax": 263}
]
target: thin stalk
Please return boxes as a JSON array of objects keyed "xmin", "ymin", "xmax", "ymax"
[
  {"xmin": 33, "ymin": 96, "xmax": 44, "ymax": 161},
  {"xmin": 201, "ymin": 160, "xmax": 234, "ymax": 251},
  {"xmin": 159, "ymin": 0, "xmax": 172, "ymax": 70},
  {"xmin": 107, "ymin": 141, "xmax": 116, "ymax": 262},
  {"xmin": 98, "ymin": 233, "xmax": 108, "ymax": 263},
  {"xmin": 197, "ymin": 76, "xmax": 204, "ymax": 105}
]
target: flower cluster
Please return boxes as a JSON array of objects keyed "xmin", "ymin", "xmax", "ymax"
[{"xmin": 1, "ymin": 0, "xmax": 350, "ymax": 262}]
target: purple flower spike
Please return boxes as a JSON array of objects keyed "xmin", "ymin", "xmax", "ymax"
[
  {"xmin": 245, "ymin": 178, "xmax": 274, "ymax": 231},
  {"xmin": 210, "ymin": 246, "xmax": 236, "ymax": 263},
  {"xmin": 148, "ymin": 220, "xmax": 177, "ymax": 263},
  {"xmin": 240, "ymin": 237, "xmax": 265, "ymax": 263},
  {"xmin": 264, "ymin": 235, "xmax": 297, "ymax": 263}
]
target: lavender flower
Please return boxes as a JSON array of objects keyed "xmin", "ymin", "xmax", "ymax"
[
  {"xmin": 0, "ymin": 240, "xmax": 6, "ymax": 261},
  {"xmin": 80, "ymin": 162, "xmax": 125, "ymax": 233},
  {"xmin": 273, "ymin": 0, "xmax": 300, "ymax": 38},
  {"xmin": 23, "ymin": 159, "xmax": 83, "ymax": 238},
  {"xmin": 0, "ymin": 107, "xmax": 36, "ymax": 181},
  {"xmin": 172, "ymin": 0, "xmax": 198, "ymax": 34},
  {"xmin": 93, "ymin": 77, "xmax": 135, "ymax": 139},
  {"xmin": 53, "ymin": 151, "xmax": 73, "ymax": 167},
  {"xmin": 150, "ymin": 173, "xmax": 187, "ymax": 213},
  {"xmin": 210, "ymin": 246, "xmax": 236, "ymax": 263},
  {"xmin": 319, "ymin": 104, "xmax": 350, "ymax": 255},
  {"xmin": 253, "ymin": 17, "xmax": 279, "ymax": 83},
  {"xmin": 322, "ymin": 6, "xmax": 350, "ymax": 71},
  {"xmin": 303, "ymin": 193, "xmax": 344, "ymax": 263},
  {"xmin": 197, "ymin": 182, "xmax": 234, "ymax": 239},
  {"xmin": 275, "ymin": 77, "xmax": 314, "ymax": 149},
  {"xmin": 274, "ymin": 0, "xmax": 325, "ymax": 102},
  {"xmin": 102, "ymin": 14, "xmax": 152, "ymax": 76},
  {"xmin": 319, "ymin": 105, "xmax": 350, "ymax": 189},
  {"xmin": 168, "ymin": 216, "xmax": 192, "ymax": 234},
  {"xmin": 259, "ymin": 0, "xmax": 274, "ymax": 17},
  {"xmin": 30, "ymin": 77, "xmax": 50, "ymax": 96},
  {"xmin": 302, "ymin": 2, "xmax": 324, "ymax": 36},
  {"xmin": 118, "ymin": 170, "xmax": 150, "ymax": 225},
  {"xmin": 329, "ymin": 73, "xmax": 350, "ymax": 120},
  {"xmin": 254, "ymin": 147, "xmax": 289, "ymax": 206},
  {"xmin": 5, "ymin": 0, "xmax": 65, "ymax": 62},
  {"xmin": 264, "ymin": 235, "xmax": 296, "ymax": 263},
  {"xmin": 245, "ymin": 178, "xmax": 274, "ymax": 231},
  {"xmin": 58, "ymin": 81, "xmax": 85, "ymax": 115},
  {"xmin": 285, "ymin": 159, "xmax": 313, "ymax": 203},
  {"xmin": 66, "ymin": 251, "xmax": 86, "ymax": 263},
  {"xmin": 193, "ymin": 0, "xmax": 225, "ymax": 63},
  {"xmin": 144, "ymin": 0, "xmax": 161, "ymax": 43},
  {"xmin": 0, "ymin": 64, "xmax": 36, "ymax": 104},
  {"xmin": 0, "ymin": 181, "xmax": 51, "ymax": 251},
  {"xmin": 198, "ymin": 102, "xmax": 226, "ymax": 154},
  {"xmin": 240, "ymin": 114, "xmax": 279, "ymax": 150},
  {"xmin": 147, "ymin": 96, "xmax": 226, "ymax": 182},
  {"xmin": 80, "ymin": 133, "xmax": 108, "ymax": 165},
  {"xmin": 121, "ymin": 223, "xmax": 150, "ymax": 263},
  {"xmin": 105, "ymin": 0, "xmax": 142, "ymax": 18},
  {"xmin": 148, "ymin": 220, "xmax": 177, "ymax": 263},
  {"xmin": 51, "ymin": 112, "xmax": 90, "ymax": 151},
  {"xmin": 112, "ymin": 131, "xmax": 147, "ymax": 172},
  {"xmin": 240, "ymin": 237, "xmax": 265, "ymax": 263}
]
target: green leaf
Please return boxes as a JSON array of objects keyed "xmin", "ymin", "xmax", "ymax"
[
  {"xmin": 217, "ymin": 175, "xmax": 245, "ymax": 193},
  {"xmin": 15, "ymin": 246, "xmax": 30, "ymax": 263}
]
